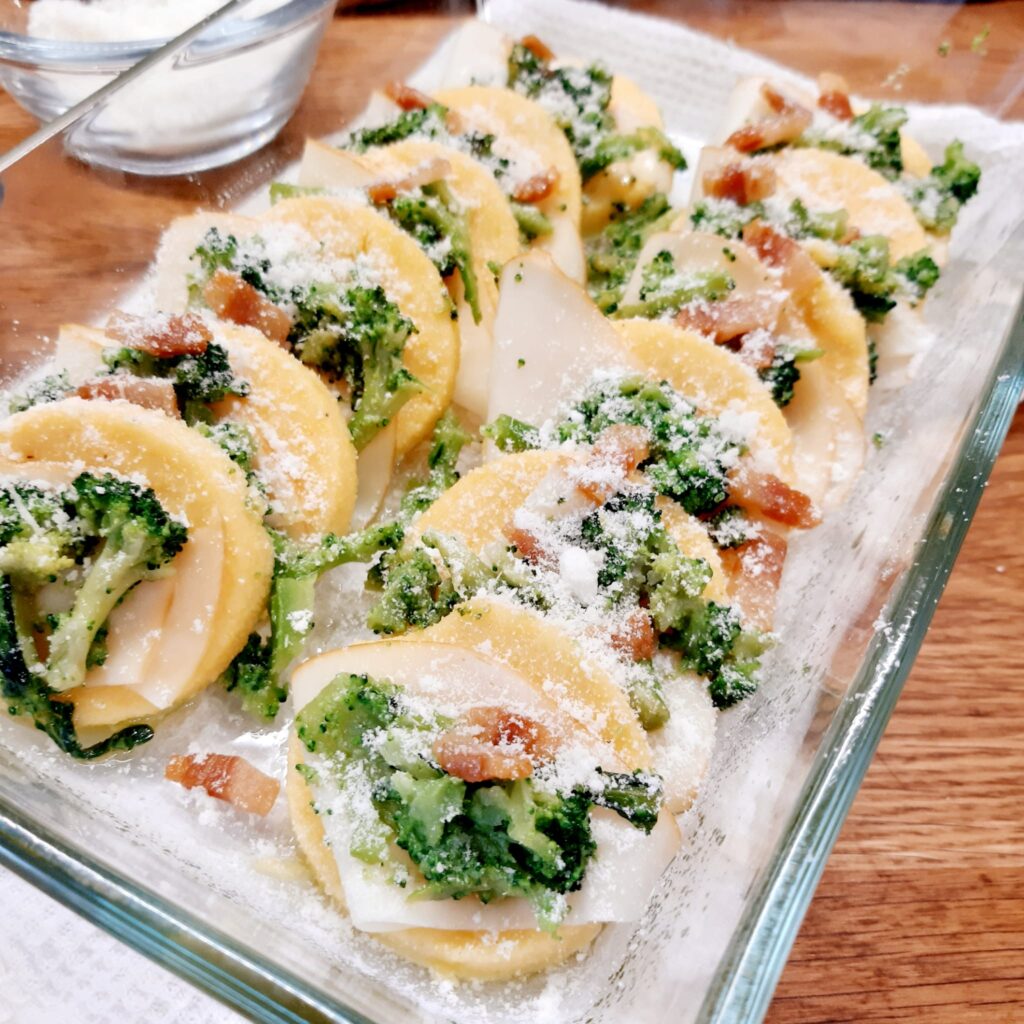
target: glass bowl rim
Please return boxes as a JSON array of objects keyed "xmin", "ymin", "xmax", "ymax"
[{"xmin": 0, "ymin": 0, "xmax": 336, "ymax": 71}]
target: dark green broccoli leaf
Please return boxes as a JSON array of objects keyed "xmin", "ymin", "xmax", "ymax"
[{"xmin": 586, "ymin": 192, "xmax": 675, "ymax": 313}]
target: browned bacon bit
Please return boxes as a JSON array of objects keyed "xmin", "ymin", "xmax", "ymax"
[
  {"xmin": 367, "ymin": 181, "xmax": 397, "ymax": 205},
  {"xmin": 817, "ymin": 72, "xmax": 853, "ymax": 120},
  {"xmin": 610, "ymin": 609, "xmax": 657, "ymax": 662},
  {"xmin": 731, "ymin": 330, "xmax": 778, "ymax": 371},
  {"xmin": 105, "ymin": 310, "xmax": 212, "ymax": 358},
  {"xmin": 719, "ymin": 529, "xmax": 787, "ymax": 632},
  {"xmin": 433, "ymin": 707, "xmax": 557, "ymax": 783},
  {"xmin": 726, "ymin": 87, "xmax": 812, "ymax": 154},
  {"xmin": 512, "ymin": 168, "xmax": 560, "ymax": 204},
  {"xmin": 503, "ymin": 523, "xmax": 555, "ymax": 567},
  {"xmin": 675, "ymin": 292, "xmax": 782, "ymax": 344},
  {"xmin": 702, "ymin": 160, "xmax": 776, "ymax": 204},
  {"xmin": 575, "ymin": 423, "xmax": 652, "ymax": 504},
  {"xmin": 166, "ymin": 753, "xmax": 280, "ymax": 816},
  {"xmin": 76, "ymin": 375, "xmax": 180, "ymax": 417},
  {"xmin": 728, "ymin": 467, "xmax": 821, "ymax": 529},
  {"xmin": 520, "ymin": 33, "xmax": 555, "ymax": 61},
  {"xmin": 203, "ymin": 269, "xmax": 292, "ymax": 346},
  {"xmin": 741, "ymin": 219, "xmax": 820, "ymax": 299},
  {"xmin": 384, "ymin": 81, "xmax": 434, "ymax": 111}
]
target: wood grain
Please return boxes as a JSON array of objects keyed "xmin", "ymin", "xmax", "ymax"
[{"xmin": 0, "ymin": 5, "xmax": 1021, "ymax": 1022}]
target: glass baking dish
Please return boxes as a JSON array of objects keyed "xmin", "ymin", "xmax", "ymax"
[{"xmin": 1, "ymin": 2, "xmax": 1022, "ymax": 1022}]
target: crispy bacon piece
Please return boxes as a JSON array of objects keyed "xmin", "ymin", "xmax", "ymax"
[
  {"xmin": 520, "ymin": 34, "xmax": 555, "ymax": 61},
  {"xmin": 433, "ymin": 707, "xmax": 557, "ymax": 783},
  {"xmin": 503, "ymin": 523, "xmax": 554, "ymax": 567},
  {"xmin": 675, "ymin": 291, "xmax": 783, "ymax": 344},
  {"xmin": 166, "ymin": 753, "xmax": 280, "ymax": 816},
  {"xmin": 513, "ymin": 168, "xmax": 559, "ymax": 204},
  {"xmin": 75, "ymin": 375, "xmax": 180, "ymax": 417},
  {"xmin": 726, "ymin": 85, "xmax": 812, "ymax": 153},
  {"xmin": 741, "ymin": 219, "xmax": 820, "ymax": 299},
  {"xmin": 105, "ymin": 311, "xmax": 212, "ymax": 358},
  {"xmin": 702, "ymin": 160, "xmax": 777, "ymax": 204},
  {"xmin": 575, "ymin": 424, "xmax": 652, "ymax": 504},
  {"xmin": 367, "ymin": 156, "xmax": 453, "ymax": 206},
  {"xmin": 817, "ymin": 72, "xmax": 854, "ymax": 120},
  {"xmin": 384, "ymin": 81, "xmax": 434, "ymax": 111},
  {"xmin": 728, "ymin": 467, "xmax": 821, "ymax": 529},
  {"xmin": 719, "ymin": 529, "xmax": 788, "ymax": 631},
  {"xmin": 203, "ymin": 269, "xmax": 292, "ymax": 346},
  {"xmin": 610, "ymin": 609, "xmax": 657, "ymax": 662}
]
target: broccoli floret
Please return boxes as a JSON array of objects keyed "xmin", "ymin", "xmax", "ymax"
[
  {"xmin": 367, "ymin": 546, "xmax": 458, "ymax": 635},
  {"xmin": 398, "ymin": 410, "xmax": 470, "ymax": 522},
  {"xmin": 894, "ymin": 250, "xmax": 941, "ymax": 304},
  {"xmin": 0, "ymin": 474, "xmax": 182, "ymax": 757},
  {"xmin": 782, "ymin": 198, "xmax": 851, "ymax": 242},
  {"xmin": 613, "ymin": 249, "xmax": 734, "ymax": 319},
  {"xmin": 102, "ymin": 340, "xmax": 249, "ymax": 424},
  {"xmin": 586, "ymin": 193, "xmax": 675, "ymax": 313},
  {"xmin": 481, "ymin": 413, "xmax": 542, "ymax": 454},
  {"xmin": 346, "ymin": 105, "xmax": 450, "ymax": 152},
  {"xmin": 219, "ymin": 631, "xmax": 286, "ymax": 720},
  {"xmin": 829, "ymin": 236, "xmax": 940, "ymax": 322},
  {"xmin": 557, "ymin": 377, "xmax": 742, "ymax": 516},
  {"xmin": 188, "ymin": 228, "xmax": 278, "ymax": 306},
  {"xmin": 7, "ymin": 371, "xmax": 71, "ymax": 414},
  {"xmin": 705, "ymin": 506, "xmax": 751, "ymax": 549},
  {"xmin": 383, "ymin": 181, "xmax": 481, "ymax": 323},
  {"xmin": 759, "ymin": 345, "xmax": 822, "ymax": 408},
  {"xmin": 0, "ymin": 575, "xmax": 153, "ymax": 759},
  {"xmin": 507, "ymin": 42, "xmax": 684, "ymax": 185},
  {"xmin": 622, "ymin": 664, "xmax": 670, "ymax": 730},
  {"xmin": 689, "ymin": 198, "xmax": 764, "ymax": 239},
  {"xmin": 799, "ymin": 103, "xmax": 908, "ymax": 179},
  {"xmin": 290, "ymin": 283, "xmax": 421, "ymax": 449},
  {"xmin": 589, "ymin": 769, "xmax": 662, "ymax": 832},
  {"xmin": 45, "ymin": 474, "xmax": 187, "ymax": 693}
]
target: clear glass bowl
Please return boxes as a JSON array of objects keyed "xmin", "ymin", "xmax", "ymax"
[
  {"xmin": 0, "ymin": 3, "xmax": 1022, "ymax": 1023},
  {"xmin": 0, "ymin": 0, "xmax": 336, "ymax": 174}
]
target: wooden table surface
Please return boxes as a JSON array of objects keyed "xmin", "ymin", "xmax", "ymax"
[{"xmin": 1, "ymin": 4, "xmax": 1021, "ymax": 1022}]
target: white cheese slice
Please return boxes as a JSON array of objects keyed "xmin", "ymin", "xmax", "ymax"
[{"xmin": 487, "ymin": 252, "xmax": 639, "ymax": 432}]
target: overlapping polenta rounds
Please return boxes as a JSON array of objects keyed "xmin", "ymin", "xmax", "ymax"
[
  {"xmin": 297, "ymin": 137, "xmax": 521, "ymax": 420},
  {"xmin": 288, "ymin": 636, "xmax": 679, "ymax": 980},
  {"xmin": 0, "ymin": 399, "xmax": 272, "ymax": 734},
  {"xmin": 53, "ymin": 320, "xmax": 357, "ymax": 539},
  {"xmin": 433, "ymin": 85, "xmax": 585, "ymax": 281}
]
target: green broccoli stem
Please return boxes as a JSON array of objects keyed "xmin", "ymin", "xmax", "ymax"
[
  {"xmin": 0, "ymin": 576, "xmax": 152, "ymax": 758},
  {"xmin": 612, "ymin": 269, "xmax": 734, "ymax": 320},
  {"xmin": 510, "ymin": 202, "xmax": 553, "ymax": 242},
  {"xmin": 269, "ymin": 573, "xmax": 317, "ymax": 682},
  {"xmin": 349, "ymin": 370, "xmax": 421, "ymax": 450},
  {"xmin": 45, "ymin": 544, "xmax": 150, "ymax": 693},
  {"xmin": 275, "ymin": 521, "xmax": 405, "ymax": 579}
]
